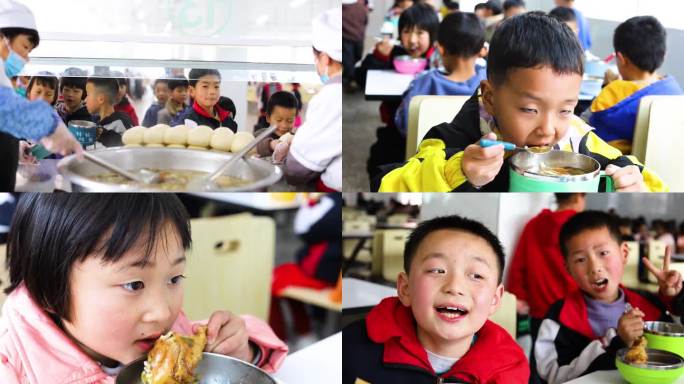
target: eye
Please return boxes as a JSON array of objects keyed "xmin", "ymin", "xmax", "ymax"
[
  {"xmin": 169, "ymin": 274, "xmax": 186, "ymax": 285},
  {"xmin": 520, "ymin": 108, "xmax": 537, "ymax": 114},
  {"xmin": 427, "ymin": 268, "xmax": 445, "ymax": 274},
  {"xmin": 599, "ymin": 250, "xmax": 610, "ymax": 256},
  {"xmin": 468, "ymin": 272, "xmax": 484, "ymax": 280},
  {"xmin": 574, "ymin": 257, "xmax": 586, "ymax": 263},
  {"xmin": 122, "ymin": 281, "xmax": 145, "ymax": 292},
  {"xmin": 560, "ymin": 110, "xmax": 572, "ymax": 116}
]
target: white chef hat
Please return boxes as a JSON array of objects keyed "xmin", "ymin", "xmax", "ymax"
[
  {"xmin": 312, "ymin": 7, "xmax": 342, "ymax": 62},
  {"xmin": 341, "ymin": 0, "xmax": 358, "ymax": 4},
  {"xmin": 0, "ymin": 0, "xmax": 36, "ymax": 31}
]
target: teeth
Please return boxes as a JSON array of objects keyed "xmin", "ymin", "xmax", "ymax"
[{"xmin": 436, "ymin": 306, "xmax": 468, "ymax": 316}]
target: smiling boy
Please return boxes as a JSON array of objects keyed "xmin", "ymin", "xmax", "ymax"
[
  {"xmin": 378, "ymin": 12, "xmax": 667, "ymax": 192},
  {"xmin": 343, "ymin": 215, "xmax": 529, "ymax": 383},
  {"xmin": 535, "ymin": 211, "xmax": 683, "ymax": 383}
]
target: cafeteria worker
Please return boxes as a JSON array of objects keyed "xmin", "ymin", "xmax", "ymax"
[{"xmin": 0, "ymin": 0, "xmax": 82, "ymax": 191}]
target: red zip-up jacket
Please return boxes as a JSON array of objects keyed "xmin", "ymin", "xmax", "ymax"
[{"xmin": 343, "ymin": 297, "xmax": 530, "ymax": 383}]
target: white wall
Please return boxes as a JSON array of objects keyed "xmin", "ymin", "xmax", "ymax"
[{"xmin": 419, "ymin": 193, "xmax": 501, "ymax": 235}]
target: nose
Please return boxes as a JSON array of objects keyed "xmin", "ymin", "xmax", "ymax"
[
  {"xmin": 587, "ymin": 255, "xmax": 603, "ymax": 275},
  {"xmin": 442, "ymin": 273, "xmax": 465, "ymax": 296},
  {"xmin": 536, "ymin": 111, "xmax": 556, "ymax": 138},
  {"xmin": 141, "ymin": 289, "xmax": 173, "ymax": 324},
  {"xmin": 409, "ymin": 32, "xmax": 419, "ymax": 45}
]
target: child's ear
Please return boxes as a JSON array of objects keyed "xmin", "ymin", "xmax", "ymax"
[
  {"xmin": 189, "ymin": 86, "xmax": 196, "ymax": 99},
  {"xmin": 397, "ymin": 271, "xmax": 412, "ymax": 307},
  {"xmin": 480, "ymin": 79, "xmax": 496, "ymax": 116},
  {"xmin": 436, "ymin": 42, "xmax": 445, "ymax": 58},
  {"xmin": 488, "ymin": 284, "xmax": 504, "ymax": 316},
  {"xmin": 619, "ymin": 241, "xmax": 630, "ymax": 265}
]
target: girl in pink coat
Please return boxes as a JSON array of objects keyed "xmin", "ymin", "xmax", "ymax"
[{"xmin": 0, "ymin": 194, "xmax": 288, "ymax": 383}]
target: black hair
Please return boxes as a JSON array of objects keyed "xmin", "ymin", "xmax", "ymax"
[
  {"xmin": 503, "ymin": 0, "xmax": 525, "ymax": 12},
  {"xmin": 166, "ymin": 77, "xmax": 189, "ymax": 91},
  {"xmin": 614, "ymin": 16, "xmax": 666, "ymax": 73},
  {"xmin": 487, "ymin": 12, "xmax": 583, "ymax": 86},
  {"xmin": 474, "ymin": 3, "xmax": 488, "ymax": 11},
  {"xmin": 0, "ymin": 27, "xmax": 40, "ymax": 48},
  {"xmin": 438, "ymin": 12, "xmax": 484, "ymax": 58},
  {"xmin": 444, "ymin": 0, "xmax": 460, "ymax": 10},
  {"xmin": 485, "ymin": 0, "xmax": 502, "ymax": 15},
  {"xmin": 403, "ymin": 215, "xmax": 506, "ymax": 283},
  {"xmin": 559, "ymin": 211, "xmax": 622, "ymax": 259},
  {"xmin": 266, "ymin": 91, "xmax": 299, "ymax": 115},
  {"xmin": 59, "ymin": 68, "xmax": 88, "ymax": 99},
  {"xmin": 27, "ymin": 73, "xmax": 59, "ymax": 105},
  {"xmin": 188, "ymin": 68, "xmax": 222, "ymax": 87},
  {"xmin": 398, "ymin": 3, "xmax": 440, "ymax": 46},
  {"xmin": 217, "ymin": 96, "xmax": 237, "ymax": 118},
  {"xmin": 555, "ymin": 193, "xmax": 584, "ymax": 205},
  {"xmin": 153, "ymin": 78, "xmax": 169, "ymax": 88},
  {"xmin": 5, "ymin": 194, "xmax": 192, "ymax": 322},
  {"xmin": 86, "ymin": 77, "xmax": 119, "ymax": 104},
  {"xmin": 549, "ymin": 6, "xmax": 576, "ymax": 23}
]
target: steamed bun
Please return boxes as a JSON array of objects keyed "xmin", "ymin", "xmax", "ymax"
[
  {"xmin": 187, "ymin": 125, "xmax": 213, "ymax": 148},
  {"xmin": 210, "ymin": 127, "xmax": 235, "ymax": 151},
  {"xmin": 279, "ymin": 132, "xmax": 294, "ymax": 144},
  {"xmin": 143, "ymin": 124, "xmax": 169, "ymax": 146},
  {"xmin": 122, "ymin": 126, "xmax": 145, "ymax": 146},
  {"xmin": 230, "ymin": 132, "xmax": 256, "ymax": 153},
  {"xmin": 163, "ymin": 125, "xmax": 190, "ymax": 146}
]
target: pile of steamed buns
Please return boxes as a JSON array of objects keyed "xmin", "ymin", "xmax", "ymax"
[{"xmin": 121, "ymin": 124, "xmax": 293, "ymax": 154}]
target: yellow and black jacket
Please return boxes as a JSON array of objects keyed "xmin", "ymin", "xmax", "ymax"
[{"xmin": 378, "ymin": 91, "xmax": 667, "ymax": 192}]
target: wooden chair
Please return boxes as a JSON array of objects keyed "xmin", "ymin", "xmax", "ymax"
[
  {"xmin": 183, "ymin": 213, "xmax": 275, "ymax": 322},
  {"xmin": 405, "ymin": 95, "xmax": 470, "ymax": 159},
  {"xmin": 632, "ymin": 95, "xmax": 684, "ymax": 191},
  {"xmin": 622, "ymin": 241, "xmax": 640, "ymax": 289},
  {"xmin": 379, "ymin": 229, "xmax": 411, "ymax": 283},
  {"xmin": 489, "ymin": 291, "xmax": 517, "ymax": 339}
]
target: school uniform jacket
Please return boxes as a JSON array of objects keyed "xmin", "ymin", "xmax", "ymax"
[
  {"xmin": 343, "ymin": 297, "xmax": 530, "ymax": 384},
  {"xmin": 181, "ymin": 101, "xmax": 238, "ymax": 131},
  {"xmin": 377, "ymin": 90, "xmax": 668, "ymax": 192},
  {"xmin": 588, "ymin": 76, "xmax": 682, "ymax": 154},
  {"xmin": 534, "ymin": 287, "xmax": 673, "ymax": 384}
]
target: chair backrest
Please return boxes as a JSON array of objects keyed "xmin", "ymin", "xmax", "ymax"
[
  {"xmin": 183, "ymin": 213, "xmax": 275, "ymax": 322},
  {"xmin": 489, "ymin": 291, "xmax": 517, "ymax": 339},
  {"xmin": 380, "ymin": 229, "xmax": 411, "ymax": 282},
  {"xmin": 405, "ymin": 95, "xmax": 471, "ymax": 159},
  {"xmin": 622, "ymin": 241, "xmax": 640, "ymax": 289},
  {"xmin": 386, "ymin": 214, "xmax": 410, "ymax": 226},
  {"xmin": 631, "ymin": 95, "xmax": 684, "ymax": 191},
  {"xmin": 646, "ymin": 240, "xmax": 667, "ymax": 284}
]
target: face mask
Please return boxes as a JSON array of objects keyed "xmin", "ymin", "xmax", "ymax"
[
  {"xmin": 319, "ymin": 65, "xmax": 329, "ymax": 84},
  {"xmin": 3, "ymin": 39, "xmax": 27, "ymax": 78},
  {"xmin": 15, "ymin": 86, "xmax": 26, "ymax": 97}
]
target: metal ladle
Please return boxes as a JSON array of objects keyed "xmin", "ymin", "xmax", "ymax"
[
  {"xmin": 82, "ymin": 152, "xmax": 160, "ymax": 185},
  {"xmin": 188, "ymin": 125, "xmax": 279, "ymax": 191}
]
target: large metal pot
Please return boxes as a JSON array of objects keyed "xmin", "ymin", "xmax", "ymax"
[
  {"xmin": 116, "ymin": 352, "xmax": 277, "ymax": 384},
  {"xmin": 57, "ymin": 147, "xmax": 282, "ymax": 192}
]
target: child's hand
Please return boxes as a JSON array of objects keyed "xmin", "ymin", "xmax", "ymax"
[
  {"xmin": 617, "ymin": 307, "xmax": 645, "ymax": 347},
  {"xmin": 516, "ymin": 299, "xmax": 530, "ymax": 315},
  {"xmin": 643, "ymin": 246, "xmax": 683, "ymax": 298},
  {"xmin": 18, "ymin": 141, "xmax": 37, "ymax": 164},
  {"xmin": 605, "ymin": 164, "xmax": 647, "ymax": 191},
  {"xmin": 272, "ymin": 141, "xmax": 290, "ymax": 163},
  {"xmin": 196, "ymin": 311, "xmax": 253, "ymax": 363},
  {"xmin": 462, "ymin": 133, "xmax": 505, "ymax": 188},
  {"xmin": 376, "ymin": 37, "xmax": 393, "ymax": 57}
]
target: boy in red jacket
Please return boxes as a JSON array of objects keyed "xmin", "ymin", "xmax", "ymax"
[{"xmin": 343, "ymin": 215, "xmax": 529, "ymax": 383}]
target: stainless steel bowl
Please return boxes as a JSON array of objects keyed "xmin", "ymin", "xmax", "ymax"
[
  {"xmin": 116, "ymin": 352, "xmax": 277, "ymax": 384},
  {"xmin": 645, "ymin": 321, "xmax": 684, "ymax": 337},
  {"xmin": 617, "ymin": 348, "xmax": 684, "ymax": 370},
  {"xmin": 510, "ymin": 150, "xmax": 601, "ymax": 182},
  {"xmin": 57, "ymin": 147, "xmax": 282, "ymax": 192}
]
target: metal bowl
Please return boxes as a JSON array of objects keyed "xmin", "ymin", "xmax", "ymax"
[
  {"xmin": 57, "ymin": 147, "xmax": 282, "ymax": 192},
  {"xmin": 116, "ymin": 352, "xmax": 277, "ymax": 384},
  {"xmin": 510, "ymin": 150, "xmax": 600, "ymax": 182},
  {"xmin": 645, "ymin": 321, "xmax": 684, "ymax": 337},
  {"xmin": 616, "ymin": 348, "xmax": 684, "ymax": 384}
]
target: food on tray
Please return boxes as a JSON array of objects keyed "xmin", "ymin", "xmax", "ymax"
[
  {"xmin": 144, "ymin": 124, "xmax": 169, "ymax": 147},
  {"xmin": 141, "ymin": 326, "xmax": 208, "ymax": 384},
  {"xmin": 122, "ymin": 126, "xmax": 146, "ymax": 146},
  {"xmin": 164, "ymin": 125, "xmax": 190, "ymax": 147},
  {"xmin": 231, "ymin": 132, "xmax": 256, "ymax": 153},
  {"xmin": 534, "ymin": 166, "xmax": 587, "ymax": 177}
]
